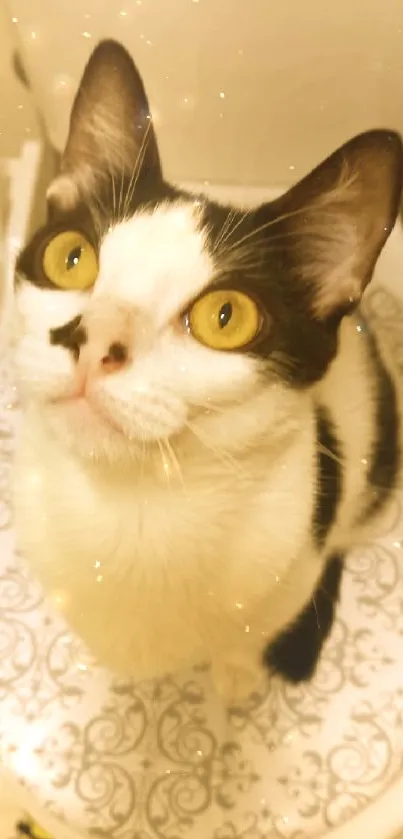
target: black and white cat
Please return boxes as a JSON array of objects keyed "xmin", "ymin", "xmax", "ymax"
[{"xmin": 12, "ymin": 40, "xmax": 403, "ymax": 703}]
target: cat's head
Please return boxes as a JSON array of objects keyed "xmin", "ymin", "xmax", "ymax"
[{"xmin": 14, "ymin": 40, "xmax": 403, "ymax": 464}]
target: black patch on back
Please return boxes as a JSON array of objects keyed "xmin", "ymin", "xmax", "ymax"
[
  {"xmin": 314, "ymin": 405, "xmax": 343, "ymax": 546},
  {"xmin": 264, "ymin": 552, "xmax": 343, "ymax": 682},
  {"xmin": 359, "ymin": 326, "xmax": 400, "ymax": 520}
]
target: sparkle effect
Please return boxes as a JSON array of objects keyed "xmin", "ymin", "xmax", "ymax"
[{"xmin": 5, "ymin": 16, "xmax": 403, "ymax": 838}]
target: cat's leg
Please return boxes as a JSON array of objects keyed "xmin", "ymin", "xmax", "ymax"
[
  {"xmin": 210, "ymin": 553, "xmax": 343, "ymax": 704},
  {"xmin": 210, "ymin": 651, "xmax": 267, "ymax": 706},
  {"xmin": 264, "ymin": 552, "xmax": 343, "ymax": 682}
]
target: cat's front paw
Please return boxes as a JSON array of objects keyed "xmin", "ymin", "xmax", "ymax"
[{"xmin": 211, "ymin": 660, "xmax": 266, "ymax": 708}]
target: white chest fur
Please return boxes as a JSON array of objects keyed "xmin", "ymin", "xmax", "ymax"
[{"xmin": 13, "ymin": 407, "xmax": 321, "ymax": 696}]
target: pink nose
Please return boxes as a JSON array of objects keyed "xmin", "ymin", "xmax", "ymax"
[
  {"xmin": 79, "ymin": 298, "xmax": 133, "ymax": 379},
  {"xmin": 100, "ymin": 340, "xmax": 129, "ymax": 373}
]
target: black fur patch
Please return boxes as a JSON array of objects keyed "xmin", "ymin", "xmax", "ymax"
[
  {"xmin": 50, "ymin": 315, "xmax": 87, "ymax": 359},
  {"xmin": 16, "ymin": 169, "xmax": 343, "ymax": 389},
  {"xmin": 15, "ymin": 178, "xmax": 178, "ymax": 290},
  {"xmin": 314, "ymin": 405, "xmax": 343, "ymax": 546},
  {"xmin": 16, "ymin": 129, "xmax": 403, "ymax": 391},
  {"xmin": 359, "ymin": 327, "xmax": 400, "ymax": 521},
  {"xmin": 201, "ymin": 200, "xmax": 341, "ymax": 387},
  {"xmin": 264, "ymin": 552, "xmax": 343, "ymax": 682},
  {"xmin": 16, "ymin": 185, "xmax": 339, "ymax": 385}
]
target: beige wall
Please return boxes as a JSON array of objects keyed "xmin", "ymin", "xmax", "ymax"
[
  {"xmin": 0, "ymin": 5, "xmax": 38, "ymax": 157},
  {"xmin": 4, "ymin": 0, "xmax": 403, "ymax": 187}
]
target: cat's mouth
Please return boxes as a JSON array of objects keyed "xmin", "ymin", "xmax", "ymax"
[
  {"xmin": 47, "ymin": 388, "xmax": 187, "ymax": 449},
  {"xmin": 49, "ymin": 392, "xmax": 125, "ymax": 437}
]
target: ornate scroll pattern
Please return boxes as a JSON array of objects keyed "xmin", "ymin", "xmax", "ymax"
[{"xmin": 0, "ymin": 286, "xmax": 403, "ymax": 838}]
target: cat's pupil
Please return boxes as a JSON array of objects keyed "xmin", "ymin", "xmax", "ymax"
[
  {"xmin": 218, "ymin": 302, "xmax": 233, "ymax": 329},
  {"xmin": 66, "ymin": 247, "xmax": 82, "ymax": 270}
]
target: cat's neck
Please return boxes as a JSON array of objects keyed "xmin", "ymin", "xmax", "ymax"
[{"xmin": 22, "ymin": 382, "xmax": 312, "ymax": 496}]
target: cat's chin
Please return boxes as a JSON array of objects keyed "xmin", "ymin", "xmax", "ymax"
[
  {"xmin": 42, "ymin": 397, "xmax": 143, "ymax": 462},
  {"xmin": 40, "ymin": 394, "xmax": 188, "ymax": 466}
]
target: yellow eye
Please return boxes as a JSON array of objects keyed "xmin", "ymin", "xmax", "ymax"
[
  {"xmin": 42, "ymin": 231, "xmax": 98, "ymax": 290},
  {"xmin": 186, "ymin": 289, "xmax": 262, "ymax": 351}
]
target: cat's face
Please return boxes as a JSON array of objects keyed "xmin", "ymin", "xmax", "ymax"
[
  {"xmin": 16, "ymin": 196, "xmax": 277, "ymax": 461},
  {"xmin": 14, "ymin": 40, "xmax": 403, "ymax": 463}
]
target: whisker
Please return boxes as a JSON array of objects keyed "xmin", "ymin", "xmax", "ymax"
[
  {"xmin": 220, "ymin": 204, "xmax": 343, "ymax": 258},
  {"xmin": 88, "ymin": 196, "xmax": 107, "ymax": 239},
  {"xmin": 104, "ymin": 153, "xmax": 123, "ymax": 227},
  {"xmin": 186, "ymin": 420, "xmax": 247, "ymax": 477},
  {"xmin": 217, "ymin": 228, "xmax": 338, "ymax": 276},
  {"xmin": 140, "ymin": 438, "xmax": 146, "ymax": 483},
  {"xmin": 163, "ymin": 438, "xmax": 188, "ymax": 493},
  {"xmin": 220, "ymin": 205, "xmax": 314, "ymax": 254},
  {"xmin": 317, "ymin": 443, "xmax": 343, "ymax": 467},
  {"xmin": 121, "ymin": 121, "xmax": 153, "ymax": 219},
  {"xmin": 111, "ymin": 173, "xmax": 117, "ymax": 223},
  {"xmin": 157, "ymin": 438, "xmax": 171, "ymax": 488},
  {"xmin": 215, "ymin": 207, "xmax": 252, "ymax": 253},
  {"xmin": 213, "ymin": 208, "xmax": 240, "ymax": 253},
  {"xmin": 213, "ymin": 208, "xmax": 237, "ymax": 251},
  {"xmin": 311, "ymin": 596, "xmax": 321, "ymax": 630},
  {"xmin": 189, "ymin": 400, "xmax": 230, "ymax": 417},
  {"xmin": 118, "ymin": 167, "xmax": 125, "ymax": 221},
  {"xmin": 102, "ymin": 152, "xmax": 119, "ymax": 226}
]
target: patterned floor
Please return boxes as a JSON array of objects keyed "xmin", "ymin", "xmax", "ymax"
[
  {"xmin": 0, "ymin": 794, "xmax": 20, "ymax": 839},
  {"xmin": 0, "ymin": 162, "xmax": 403, "ymax": 839}
]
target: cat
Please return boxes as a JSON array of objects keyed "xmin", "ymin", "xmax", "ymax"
[{"xmin": 12, "ymin": 39, "xmax": 403, "ymax": 704}]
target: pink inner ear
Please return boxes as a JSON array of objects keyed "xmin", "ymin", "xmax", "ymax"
[
  {"xmin": 59, "ymin": 40, "xmax": 162, "ymax": 188},
  {"xmin": 298, "ymin": 214, "xmax": 364, "ymax": 318},
  {"xmin": 274, "ymin": 131, "xmax": 403, "ymax": 321},
  {"xmin": 46, "ymin": 175, "xmax": 82, "ymax": 212},
  {"xmin": 312, "ymin": 265, "xmax": 362, "ymax": 319}
]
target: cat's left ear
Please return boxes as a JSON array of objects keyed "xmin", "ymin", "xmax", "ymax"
[
  {"xmin": 268, "ymin": 130, "xmax": 403, "ymax": 320},
  {"xmin": 47, "ymin": 40, "xmax": 162, "ymax": 212}
]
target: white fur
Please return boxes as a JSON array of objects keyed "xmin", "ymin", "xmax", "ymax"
[{"xmin": 12, "ymin": 201, "xmax": 396, "ymax": 703}]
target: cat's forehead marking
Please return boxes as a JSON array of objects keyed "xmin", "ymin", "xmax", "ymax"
[{"xmin": 96, "ymin": 200, "xmax": 213, "ymax": 321}]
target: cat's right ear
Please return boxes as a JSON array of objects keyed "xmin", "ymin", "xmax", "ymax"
[
  {"xmin": 266, "ymin": 130, "xmax": 403, "ymax": 322},
  {"xmin": 47, "ymin": 40, "xmax": 162, "ymax": 213}
]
